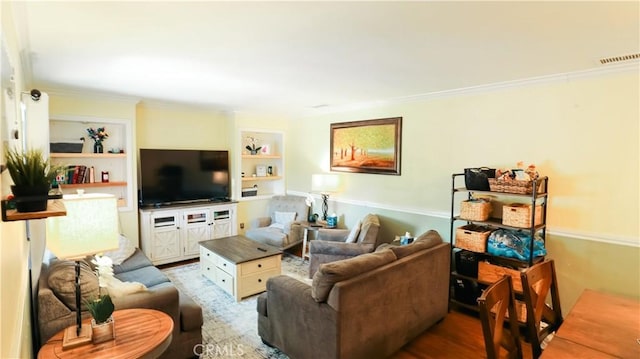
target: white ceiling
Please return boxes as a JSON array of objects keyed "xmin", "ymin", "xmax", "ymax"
[{"xmin": 10, "ymin": 1, "xmax": 640, "ymax": 116}]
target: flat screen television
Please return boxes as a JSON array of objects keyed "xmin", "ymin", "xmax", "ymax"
[{"xmin": 138, "ymin": 149, "xmax": 230, "ymax": 207}]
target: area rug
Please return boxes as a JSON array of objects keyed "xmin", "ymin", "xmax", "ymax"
[{"xmin": 162, "ymin": 255, "xmax": 310, "ymax": 359}]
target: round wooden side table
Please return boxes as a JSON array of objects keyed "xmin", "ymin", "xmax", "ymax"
[{"xmin": 38, "ymin": 308, "xmax": 173, "ymax": 359}]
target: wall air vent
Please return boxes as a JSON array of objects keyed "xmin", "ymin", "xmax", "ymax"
[{"xmin": 599, "ymin": 53, "xmax": 640, "ymax": 65}]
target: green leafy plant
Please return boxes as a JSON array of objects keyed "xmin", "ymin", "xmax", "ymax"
[
  {"xmin": 84, "ymin": 294, "xmax": 115, "ymax": 324},
  {"xmin": 245, "ymin": 136, "xmax": 261, "ymax": 152},
  {"xmin": 4, "ymin": 147, "xmax": 58, "ymax": 186}
]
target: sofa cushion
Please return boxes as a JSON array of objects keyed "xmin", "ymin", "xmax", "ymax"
[
  {"xmin": 311, "ymin": 249, "xmax": 396, "ymax": 302},
  {"xmin": 47, "ymin": 259, "xmax": 99, "ymax": 311},
  {"xmin": 345, "ymin": 220, "xmax": 362, "ymax": 243},
  {"xmin": 390, "ymin": 230, "xmax": 443, "ymax": 259},
  {"xmin": 115, "ymin": 265, "xmax": 170, "ymax": 288},
  {"xmin": 112, "ymin": 248, "xmax": 153, "ymax": 274},
  {"xmin": 246, "ymin": 227, "xmax": 287, "ymax": 248},
  {"xmin": 102, "ymin": 235, "xmax": 136, "ymax": 265},
  {"xmin": 274, "ymin": 211, "xmax": 297, "ymax": 225}
]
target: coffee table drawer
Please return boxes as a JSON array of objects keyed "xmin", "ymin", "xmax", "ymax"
[
  {"xmin": 217, "ymin": 256, "xmax": 236, "ymax": 273},
  {"xmin": 238, "ymin": 269, "xmax": 281, "ymax": 298},
  {"xmin": 215, "ymin": 267, "xmax": 234, "ymax": 295},
  {"xmin": 240, "ymin": 255, "xmax": 280, "ymax": 276},
  {"xmin": 200, "ymin": 247, "xmax": 218, "ymax": 264},
  {"xmin": 200, "ymin": 259, "xmax": 217, "ymax": 283}
]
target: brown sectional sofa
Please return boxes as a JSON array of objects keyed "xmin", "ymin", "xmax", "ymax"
[
  {"xmin": 257, "ymin": 230, "xmax": 450, "ymax": 359},
  {"xmin": 37, "ymin": 248, "xmax": 202, "ymax": 358}
]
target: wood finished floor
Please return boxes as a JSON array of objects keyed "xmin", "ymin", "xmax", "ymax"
[{"xmin": 390, "ymin": 310, "xmax": 533, "ymax": 359}]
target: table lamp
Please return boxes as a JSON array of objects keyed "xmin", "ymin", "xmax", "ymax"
[
  {"xmin": 311, "ymin": 174, "xmax": 340, "ymax": 220},
  {"xmin": 46, "ymin": 193, "xmax": 119, "ymax": 349}
]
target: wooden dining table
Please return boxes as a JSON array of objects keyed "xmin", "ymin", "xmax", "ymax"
[{"xmin": 540, "ymin": 289, "xmax": 640, "ymax": 358}]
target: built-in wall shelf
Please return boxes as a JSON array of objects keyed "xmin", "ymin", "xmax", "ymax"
[
  {"xmin": 237, "ymin": 129, "xmax": 285, "ymax": 199},
  {"xmin": 241, "ymin": 154, "xmax": 281, "ymax": 160},
  {"xmin": 49, "ymin": 116, "xmax": 134, "ymax": 210},
  {"xmin": 50, "ymin": 153, "xmax": 126, "ymax": 159},
  {"xmin": 1, "ymin": 200, "xmax": 67, "ymax": 222},
  {"xmin": 241, "ymin": 176, "xmax": 282, "ymax": 182},
  {"xmin": 59, "ymin": 182, "xmax": 127, "ymax": 189}
]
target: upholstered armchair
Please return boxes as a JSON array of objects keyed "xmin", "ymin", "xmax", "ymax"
[
  {"xmin": 245, "ymin": 195, "xmax": 309, "ymax": 251},
  {"xmin": 309, "ymin": 213, "xmax": 387, "ymax": 277}
]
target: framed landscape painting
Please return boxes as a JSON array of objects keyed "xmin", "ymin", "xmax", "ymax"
[{"xmin": 330, "ymin": 117, "xmax": 402, "ymax": 175}]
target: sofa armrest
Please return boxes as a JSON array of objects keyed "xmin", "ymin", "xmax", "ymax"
[
  {"xmin": 317, "ymin": 228, "xmax": 350, "ymax": 242},
  {"xmin": 259, "ymin": 275, "xmax": 337, "ymax": 358},
  {"xmin": 112, "ymin": 282, "xmax": 181, "ymax": 334},
  {"xmin": 310, "ymin": 241, "xmax": 374, "ymax": 256},
  {"xmin": 37, "ymin": 286, "xmax": 75, "ymax": 342}
]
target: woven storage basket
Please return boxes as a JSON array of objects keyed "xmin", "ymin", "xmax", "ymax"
[
  {"xmin": 460, "ymin": 199, "xmax": 492, "ymax": 221},
  {"xmin": 502, "ymin": 203, "xmax": 542, "ymax": 228},
  {"xmin": 478, "ymin": 261, "xmax": 524, "ymax": 293},
  {"xmin": 488, "ymin": 178, "xmax": 541, "ymax": 194},
  {"xmin": 455, "ymin": 224, "xmax": 492, "ymax": 253}
]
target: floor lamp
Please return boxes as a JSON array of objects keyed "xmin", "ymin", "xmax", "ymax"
[
  {"xmin": 46, "ymin": 193, "xmax": 119, "ymax": 349},
  {"xmin": 311, "ymin": 174, "xmax": 340, "ymax": 221}
]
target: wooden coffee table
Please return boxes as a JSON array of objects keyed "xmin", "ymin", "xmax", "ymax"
[
  {"xmin": 38, "ymin": 308, "xmax": 173, "ymax": 359},
  {"xmin": 200, "ymin": 235, "xmax": 282, "ymax": 301}
]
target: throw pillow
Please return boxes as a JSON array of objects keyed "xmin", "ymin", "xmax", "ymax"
[
  {"xmin": 390, "ymin": 230, "xmax": 443, "ymax": 259},
  {"xmin": 274, "ymin": 211, "xmax": 297, "ymax": 226},
  {"xmin": 311, "ymin": 249, "xmax": 397, "ymax": 302},
  {"xmin": 102, "ymin": 235, "xmax": 136, "ymax": 265},
  {"xmin": 104, "ymin": 277, "xmax": 148, "ymax": 298},
  {"xmin": 47, "ymin": 260, "xmax": 99, "ymax": 311},
  {"xmin": 344, "ymin": 220, "xmax": 362, "ymax": 243}
]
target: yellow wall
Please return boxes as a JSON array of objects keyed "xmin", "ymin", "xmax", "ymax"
[
  {"xmin": 136, "ymin": 102, "xmax": 231, "ymax": 150},
  {"xmin": 1, "ymin": 1, "xmax": 34, "ymax": 357},
  {"xmin": 284, "ymin": 70, "xmax": 640, "ymax": 312}
]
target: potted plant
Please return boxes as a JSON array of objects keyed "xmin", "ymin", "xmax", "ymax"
[
  {"xmin": 85, "ymin": 255, "xmax": 116, "ymax": 343},
  {"xmin": 84, "ymin": 294, "xmax": 115, "ymax": 344},
  {"xmin": 4, "ymin": 147, "xmax": 58, "ymax": 212},
  {"xmin": 245, "ymin": 136, "xmax": 261, "ymax": 155}
]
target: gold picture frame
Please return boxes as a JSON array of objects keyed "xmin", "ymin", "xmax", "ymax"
[{"xmin": 330, "ymin": 117, "xmax": 402, "ymax": 175}]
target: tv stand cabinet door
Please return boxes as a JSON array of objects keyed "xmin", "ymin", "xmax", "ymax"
[{"xmin": 143, "ymin": 211, "xmax": 182, "ymax": 265}]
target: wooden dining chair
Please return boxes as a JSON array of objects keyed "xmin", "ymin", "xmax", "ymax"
[
  {"xmin": 478, "ymin": 275, "xmax": 523, "ymax": 359},
  {"xmin": 520, "ymin": 259, "xmax": 563, "ymax": 359}
]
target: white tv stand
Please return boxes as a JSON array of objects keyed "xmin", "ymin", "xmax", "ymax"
[{"xmin": 139, "ymin": 201, "xmax": 238, "ymax": 265}]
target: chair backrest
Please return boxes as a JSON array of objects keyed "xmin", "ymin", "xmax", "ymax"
[
  {"xmin": 356, "ymin": 214, "xmax": 380, "ymax": 245},
  {"xmin": 478, "ymin": 275, "xmax": 523, "ymax": 359},
  {"xmin": 520, "ymin": 259, "xmax": 563, "ymax": 359},
  {"xmin": 267, "ymin": 195, "xmax": 309, "ymax": 224}
]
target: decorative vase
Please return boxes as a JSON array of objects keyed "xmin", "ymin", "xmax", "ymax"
[
  {"xmin": 94, "ymin": 142, "xmax": 104, "ymax": 153},
  {"xmin": 10, "ymin": 184, "xmax": 50, "ymax": 212},
  {"xmin": 91, "ymin": 316, "xmax": 115, "ymax": 344},
  {"xmin": 250, "ymin": 149, "xmax": 259, "ymax": 155}
]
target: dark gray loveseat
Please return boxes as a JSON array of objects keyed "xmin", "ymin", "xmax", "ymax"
[
  {"xmin": 37, "ymin": 248, "xmax": 202, "ymax": 358},
  {"xmin": 257, "ymin": 230, "xmax": 450, "ymax": 359}
]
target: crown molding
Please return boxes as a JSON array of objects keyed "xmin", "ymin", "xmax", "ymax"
[{"xmin": 310, "ymin": 61, "xmax": 640, "ymax": 116}]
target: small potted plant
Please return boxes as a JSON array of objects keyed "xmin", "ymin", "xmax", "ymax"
[
  {"xmin": 245, "ymin": 136, "xmax": 261, "ymax": 155},
  {"xmin": 85, "ymin": 255, "xmax": 116, "ymax": 343},
  {"xmin": 4, "ymin": 147, "xmax": 59, "ymax": 212},
  {"xmin": 87, "ymin": 127, "xmax": 109, "ymax": 153},
  {"xmin": 85, "ymin": 294, "xmax": 115, "ymax": 343}
]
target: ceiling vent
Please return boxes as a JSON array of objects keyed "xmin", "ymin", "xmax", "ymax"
[{"xmin": 599, "ymin": 53, "xmax": 640, "ymax": 65}]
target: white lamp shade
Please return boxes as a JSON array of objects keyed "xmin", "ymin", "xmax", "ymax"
[
  {"xmin": 46, "ymin": 193, "xmax": 119, "ymax": 259},
  {"xmin": 311, "ymin": 174, "xmax": 340, "ymax": 193}
]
